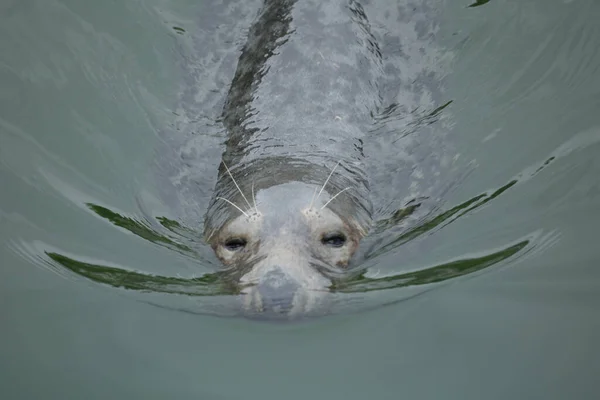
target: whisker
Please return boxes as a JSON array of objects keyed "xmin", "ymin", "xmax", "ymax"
[
  {"xmin": 308, "ymin": 186, "xmax": 318, "ymax": 210},
  {"xmin": 222, "ymin": 161, "xmax": 253, "ymax": 210},
  {"xmin": 216, "ymin": 197, "xmax": 249, "ymax": 217},
  {"xmin": 251, "ymin": 180, "xmax": 259, "ymax": 214},
  {"xmin": 320, "ymin": 187, "xmax": 351, "ymax": 210},
  {"xmin": 316, "ymin": 160, "xmax": 341, "ymax": 203},
  {"xmin": 205, "ymin": 228, "xmax": 216, "ymax": 242}
]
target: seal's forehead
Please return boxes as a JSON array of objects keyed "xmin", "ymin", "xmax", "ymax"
[{"xmin": 255, "ymin": 181, "xmax": 330, "ymax": 211}]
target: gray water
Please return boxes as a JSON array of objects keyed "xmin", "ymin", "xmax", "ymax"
[{"xmin": 1, "ymin": 0, "xmax": 600, "ymax": 398}]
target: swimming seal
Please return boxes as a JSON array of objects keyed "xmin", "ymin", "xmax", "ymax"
[{"xmin": 204, "ymin": 0, "xmax": 384, "ymax": 318}]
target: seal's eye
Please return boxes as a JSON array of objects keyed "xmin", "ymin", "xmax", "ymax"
[
  {"xmin": 321, "ymin": 232, "xmax": 346, "ymax": 248},
  {"xmin": 224, "ymin": 238, "xmax": 246, "ymax": 251}
]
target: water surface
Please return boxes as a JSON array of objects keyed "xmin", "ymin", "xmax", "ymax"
[{"xmin": 1, "ymin": 0, "xmax": 600, "ymax": 398}]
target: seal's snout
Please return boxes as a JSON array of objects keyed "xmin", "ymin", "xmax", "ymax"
[
  {"xmin": 256, "ymin": 268, "xmax": 300, "ymax": 314},
  {"xmin": 240, "ymin": 261, "xmax": 332, "ymax": 319}
]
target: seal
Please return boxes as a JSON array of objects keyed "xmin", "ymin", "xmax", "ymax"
[
  {"xmin": 203, "ymin": 0, "xmax": 380, "ymax": 317},
  {"xmin": 36, "ymin": 0, "xmax": 511, "ymax": 322}
]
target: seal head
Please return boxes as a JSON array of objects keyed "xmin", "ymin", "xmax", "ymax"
[{"xmin": 209, "ymin": 180, "xmax": 367, "ymax": 318}]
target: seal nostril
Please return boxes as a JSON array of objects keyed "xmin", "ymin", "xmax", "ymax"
[
  {"xmin": 256, "ymin": 269, "xmax": 300, "ymax": 314},
  {"xmin": 258, "ymin": 286, "xmax": 296, "ymax": 313}
]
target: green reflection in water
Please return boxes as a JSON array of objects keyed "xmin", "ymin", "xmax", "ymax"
[
  {"xmin": 156, "ymin": 216, "xmax": 184, "ymax": 232},
  {"xmin": 333, "ymin": 240, "xmax": 528, "ymax": 293},
  {"xmin": 371, "ymin": 180, "xmax": 518, "ymax": 258},
  {"xmin": 87, "ymin": 203, "xmax": 195, "ymax": 254},
  {"xmin": 45, "ymin": 252, "xmax": 235, "ymax": 296},
  {"xmin": 378, "ymin": 154, "xmax": 556, "ymax": 250},
  {"xmin": 45, "ymin": 239, "xmax": 528, "ymax": 298},
  {"xmin": 426, "ymin": 100, "xmax": 453, "ymax": 122},
  {"xmin": 468, "ymin": 0, "xmax": 491, "ymax": 7},
  {"xmin": 50, "ymin": 172, "xmax": 534, "ymax": 300},
  {"xmin": 373, "ymin": 201, "xmax": 422, "ymax": 234}
]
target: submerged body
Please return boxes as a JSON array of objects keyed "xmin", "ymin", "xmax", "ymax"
[{"xmin": 204, "ymin": 0, "xmax": 381, "ymax": 317}]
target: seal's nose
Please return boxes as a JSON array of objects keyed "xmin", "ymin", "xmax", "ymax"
[{"xmin": 256, "ymin": 268, "xmax": 300, "ymax": 314}]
